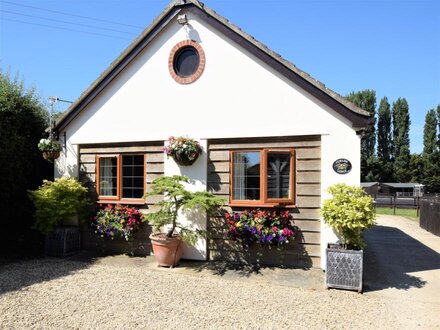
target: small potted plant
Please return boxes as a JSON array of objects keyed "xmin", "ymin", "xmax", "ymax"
[
  {"xmin": 321, "ymin": 183, "xmax": 376, "ymax": 292},
  {"xmin": 28, "ymin": 177, "xmax": 90, "ymax": 257},
  {"xmin": 92, "ymin": 204, "xmax": 144, "ymax": 241},
  {"xmin": 38, "ymin": 138, "xmax": 62, "ymax": 161},
  {"xmin": 144, "ymin": 175, "xmax": 224, "ymax": 267},
  {"xmin": 163, "ymin": 136, "xmax": 202, "ymax": 166},
  {"xmin": 225, "ymin": 209, "xmax": 296, "ymax": 248}
]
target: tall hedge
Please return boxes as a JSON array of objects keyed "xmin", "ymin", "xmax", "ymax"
[{"xmin": 0, "ymin": 71, "xmax": 52, "ymax": 256}]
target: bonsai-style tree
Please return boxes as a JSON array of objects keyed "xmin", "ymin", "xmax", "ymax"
[
  {"xmin": 321, "ymin": 183, "xmax": 376, "ymax": 250},
  {"xmin": 29, "ymin": 177, "xmax": 90, "ymax": 234},
  {"xmin": 144, "ymin": 175, "xmax": 224, "ymax": 244}
]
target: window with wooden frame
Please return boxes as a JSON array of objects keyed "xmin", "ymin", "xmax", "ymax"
[
  {"xmin": 230, "ymin": 149, "xmax": 295, "ymax": 207},
  {"xmin": 96, "ymin": 154, "xmax": 146, "ymax": 204}
]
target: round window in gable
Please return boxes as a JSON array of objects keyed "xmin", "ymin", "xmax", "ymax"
[
  {"xmin": 169, "ymin": 40, "xmax": 205, "ymax": 84},
  {"xmin": 174, "ymin": 47, "xmax": 199, "ymax": 77}
]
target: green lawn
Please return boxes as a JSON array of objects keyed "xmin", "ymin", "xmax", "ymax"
[{"xmin": 375, "ymin": 207, "xmax": 419, "ymax": 219}]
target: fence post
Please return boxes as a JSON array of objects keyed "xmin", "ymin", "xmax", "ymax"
[
  {"xmin": 393, "ymin": 196, "xmax": 396, "ymax": 215},
  {"xmin": 416, "ymin": 196, "xmax": 420, "ymax": 217}
]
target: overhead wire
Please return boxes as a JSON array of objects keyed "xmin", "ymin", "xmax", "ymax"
[
  {"xmin": 1, "ymin": 0, "xmax": 143, "ymax": 29},
  {"xmin": 0, "ymin": 9, "xmax": 138, "ymax": 36},
  {"xmin": 0, "ymin": 17, "xmax": 133, "ymax": 40}
]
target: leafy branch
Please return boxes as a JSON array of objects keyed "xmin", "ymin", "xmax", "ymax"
[{"xmin": 143, "ymin": 175, "xmax": 225, "ymax": 244}]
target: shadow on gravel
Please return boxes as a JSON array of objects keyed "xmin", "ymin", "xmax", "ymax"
[
  {"xmin": 190, "ymin": 260, "xmax": 267, "ymax": 277},
  {"xmin": 363, "ymin": 225, "xmax": 440, "ymax": 292},
  {"xmin": 185, "ymin": 259, "xmax": 323, "ymax": 290},
  {"xmin": 0, "ymin": 255, "xmax": 97, "ymax": 295},
  {"xmin": 189, "ymin": 259, "xmax": 313, "ymax": 278}
]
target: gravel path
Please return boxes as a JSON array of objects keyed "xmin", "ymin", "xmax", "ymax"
[{"xmin": 0, "ymin": 258, "xmax": 410, "ymax": 330}]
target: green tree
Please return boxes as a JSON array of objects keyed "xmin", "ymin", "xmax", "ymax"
[
  {"xmin": 409, "ymin": 153, "xmax": 424, "ymax": 183},
  {"xmin": 421, "ymin": 106, "xmax": 440, "ymax": 192},
  {"xmin": 376, "ymin": 97, "xmax": 393, "ymax": 181},
  {"xmin": 423, "ymin": 109, "xmax": 438, "ymax": 156},
  {"xmin": 346, "ymin": 90, "xmax": 376, "ymax": 181},
  {"xmin": 364, "ymin": 155, "xmax": 381, "ymax": 182},
  {"xmin": 0, "ymin": 71, "xmax": 51, "ymax": 256},
  {"xmin": 392, "ymin": 98, "xmax": 411, "ymax": 182}
]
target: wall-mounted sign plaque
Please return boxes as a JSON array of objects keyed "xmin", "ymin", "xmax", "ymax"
[{"xmin": 333, "ymin": 159, "xmax": 352, "ymax": 174}]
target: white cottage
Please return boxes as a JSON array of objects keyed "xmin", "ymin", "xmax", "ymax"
[{"xmin": 54, "ymin": 0, "xmax": 371, "ymax": 269}]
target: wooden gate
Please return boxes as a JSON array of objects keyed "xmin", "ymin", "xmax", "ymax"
[{"xmin": 420, "ymin": 197, "xmax": 440, "ymax": 237}]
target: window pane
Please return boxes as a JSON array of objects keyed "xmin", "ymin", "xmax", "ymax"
[
  {"xmin": 122, "ymin": 155, "xmax": 144, "ymax": 198},
  {"xmin": 99, "ymin": 157, "xmax": 117, "ymax": 196},
  {"xmin": 267, "ymin": 152, "xmax": 291, "ymax": 199},
  {"xmin": 123, "ymin": 156, "xmax": 133, "ymax": 166},
  {"xmin": 174, "ymin": 47, "xmax": 199, "ymax": 77},
  {"xmin": 232, "ymin": 152, "xmax": 260, "ymax": 200}
]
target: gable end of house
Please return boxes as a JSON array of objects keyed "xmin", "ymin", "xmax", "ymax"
[{"xmin": 54, "ymin": 0, "xmax": 371, "ymax": 133}]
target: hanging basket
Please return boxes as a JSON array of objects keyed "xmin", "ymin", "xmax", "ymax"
[
  {"xmin": 42, "ymin": 150, "xmax": 61, "ymax": 161},
  {"xmin": 172, "ymin": 151, "xmax": 199, "ymax": 166}
]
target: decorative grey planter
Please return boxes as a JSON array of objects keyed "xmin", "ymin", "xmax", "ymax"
[
  {"xmin": 326, "ymin": 245, "xmax": 363, "ymax": 292},
  {"xmin": 45, "ymin": 226, "xmax": 81, "ymax": 257}
]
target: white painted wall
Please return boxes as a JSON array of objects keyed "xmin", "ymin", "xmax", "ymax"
[
  {"xmin": 320, "ymin": 131, "xmax": 361, "ymax": 269},
  {"xmin": 56, "ymin": 9, "xmax": 362, "ymax": 267},
  {"xmin": 164, "ymin": 138, "xmax": 208, "ymax": 260},
  {"xmin": 59, "ymin": 10, "xmax": 355, "ymax": 146},
  {"xmin": 55, "ymin": 136, "xmax": 79, "ymax": 178}
]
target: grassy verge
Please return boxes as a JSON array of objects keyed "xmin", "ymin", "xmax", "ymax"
[{"xmin": 375, "ymin": 207, "xmax": 419, "ymax": 219}]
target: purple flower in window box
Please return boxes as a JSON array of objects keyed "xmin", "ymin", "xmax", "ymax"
[{"xmin": 225, "ymin": 209, "xmax": 296, "ymax": 248}]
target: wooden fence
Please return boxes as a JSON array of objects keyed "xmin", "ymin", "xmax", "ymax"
[
  {"xmin": 420, "ymin": 197, "xmax": 440, "ymax": 237},
  {"xmin": 373, "ymin": 194, "xmax": 421, "ymax": 215}
]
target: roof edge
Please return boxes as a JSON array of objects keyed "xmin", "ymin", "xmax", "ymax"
[
  {"xmin": 55, "ymin": 0, "xmax": 370, "ymax": 132},
  {"xmin": 55, "ymin": 1, "xmax": 181, "ymax": 131}
]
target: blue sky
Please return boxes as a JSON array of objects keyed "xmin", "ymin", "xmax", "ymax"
[{"xmin": 1, "ymin": 0, "xmax": 439, "ymax": 153}]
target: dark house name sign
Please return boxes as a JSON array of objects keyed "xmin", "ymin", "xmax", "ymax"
[{"xmin": 333, "ymin": 159, "xmax": 352, "ymax": 174}]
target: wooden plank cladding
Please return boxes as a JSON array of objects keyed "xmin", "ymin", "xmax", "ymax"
[
  {"xmin": 209, "ymin": 150, "xmax": 230, "ymax": 161},
  {"xmin": 207, "ymin": 136, "xmax": 321, "ymax": 268},
  {"xmin": 79, "ymin": 143, "xmax": 164, "ymax": 207},
  {"xmin": 297, "ymin": 160, "xmax": 321, "ymax": 171},
  {"xmin": 80, "ymin": 145, "xmax": 163, "ymax": 154},
  {"xmin": 296, "ymin": 184, "xmax": 320, "ymax": 196},
  {"xmin": 296, "ymin": 148, "xmax": 321, "ymax": 160},
  {"xmin": 208, "ymin": 162, "xmax": 230, "ymax": 173},
  {"xmin": 208, "ymin": 135, "xmax": 321, "ymax": 150},
  {"xmin": 78, "ymin": 142, "xmax": 164, "ymax": 257},
  {"xmin": 148, "ymin": 163, "xmax": 165, "ymax": 173},
  {"xmin": 297, "ymin": 172, "xmax": 320, "ymax": 184}
]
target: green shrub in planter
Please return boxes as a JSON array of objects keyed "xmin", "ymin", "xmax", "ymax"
[
  {"xmin": 29, "ymin": 177, "xmax": 90, "ymax": 234},
  {"xmin": 322, "ymin": 184, "xmax": 376, "ymax": 292},
  {"xmin": 321, "ymin": 183, "xmax": 376, "ymax": 250}
]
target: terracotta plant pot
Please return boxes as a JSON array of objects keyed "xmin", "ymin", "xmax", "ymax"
[
  {"xmin": 150, "ymin": 233, "xmax": 183, "ymax": 268},
  {"xmin": 42, "ymin": 150, "xmax": 61, "ymax": 161}
]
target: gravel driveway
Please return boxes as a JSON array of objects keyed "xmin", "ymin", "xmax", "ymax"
[
  {"xmin": 0, "ymin": 256, "xmax": 415, "ymax": 329},
  {"xmin": 2, "ymin": 214, "xmax": 439, "ymax": 329}
]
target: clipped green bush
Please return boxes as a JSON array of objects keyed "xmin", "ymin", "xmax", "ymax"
[
  {"xmin": 321, "ymin": 183, "xmax": 376, "ymax": 250},
  {"xmin": 29, "ymin": 177, "xmax": 90, "ymax": 234}
]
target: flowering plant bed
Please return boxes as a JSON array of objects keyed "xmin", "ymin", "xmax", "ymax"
[
  {"xmin": 225, "ymin": 209, "xmax": 295, "ymax": 247},
  {"xmin": 92, "ymin": 204, "xmax": 145, "ymax": 241},
  {"xmin": 163, "ymin": 136, "xmax": 202, "ymax": 166}
]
